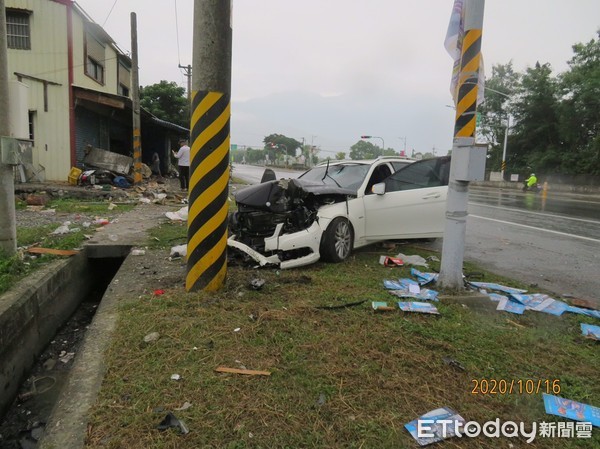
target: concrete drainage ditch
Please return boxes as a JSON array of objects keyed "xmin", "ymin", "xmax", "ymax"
[{"xmin": 0, "ymin": 246, "xmax": 131, "ymax": 448}]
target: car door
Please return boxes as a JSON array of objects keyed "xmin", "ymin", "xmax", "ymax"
[{"xmin": 363, "ymin": 157, "xmax": 450, "ymax": 240}]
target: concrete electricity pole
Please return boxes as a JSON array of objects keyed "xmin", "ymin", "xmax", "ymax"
[
  {"xmin": 131, "ymin": 12, "xmax": 142, "ymax": 185},
  {"xmin": 437, "ymin": 0, "xmax": 486, "ymax": 290},
  {"xmin": 186, "ymin": 0, "xmax": 232, "ymax": 291},
  {"xmin": 0, "ymin": 0, "xmax": 17, "ymax": 255}
]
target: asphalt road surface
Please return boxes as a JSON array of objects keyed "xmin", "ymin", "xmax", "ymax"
[{"xmin": 232, "ymin": 164, "xmax": 600, "ymax": 300}]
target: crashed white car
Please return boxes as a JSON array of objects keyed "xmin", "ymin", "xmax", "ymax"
[{"xmin": 228, "ymin": 156, "xmax": 451, "ymax": 269}]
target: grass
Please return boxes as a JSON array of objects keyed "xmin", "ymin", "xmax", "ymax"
[
  {"xmin": 0, "ymin": 197, "xmax": 135, "ymax": 294},
  {"xmin": 85, "ymin": 247, "xmax": 599, "ymax": 449}
]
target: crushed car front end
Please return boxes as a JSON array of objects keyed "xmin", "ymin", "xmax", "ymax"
[{"xmin": 228, "ymin": 178, "xmax": 354, "ymax": 268}]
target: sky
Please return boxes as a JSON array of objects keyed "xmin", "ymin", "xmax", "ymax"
[{"xmin": 75, "ymin": 0, "xmax": 600, "ymax": 157}]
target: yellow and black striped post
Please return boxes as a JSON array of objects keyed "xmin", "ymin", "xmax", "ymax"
[
  {"xmin": 186, "ymin": 92, "xmax": 230, "ymax": 291},
  {"xmin": 454, "ymin": 27, "xmax": 482, "ymax": 138},
  {"xmin": 186, "ymin": 0, "xmax": 232, "ymax": 291}
]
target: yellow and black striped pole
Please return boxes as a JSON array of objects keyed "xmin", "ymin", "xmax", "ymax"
[
  {"xmin": 186, "ymin": 0, "xmax": 232, "ymax": 292},
  {"xmin": 453, "ymin": 27, "xmax": 482, "ymax": 138}
]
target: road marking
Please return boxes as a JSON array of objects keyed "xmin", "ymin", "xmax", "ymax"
[
  {"xmin": 470, "ymin": 202, "xmax": 600, "ymax": 225},
  {"xmin": 469, "ymin": 214, "xmax": 600, "ymax": 243}
]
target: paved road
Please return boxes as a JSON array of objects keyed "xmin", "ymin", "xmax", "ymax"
[
  {"xmin": 232, "ymin": 164, "xmax": 600, "ymax": 300},
  {"xmin": 424, "ymin": 186, "xmax": 600, "ymax": 300}
]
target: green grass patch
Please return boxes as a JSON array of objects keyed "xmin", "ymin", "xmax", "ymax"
[
  {"xmin": 147, "ymin": 222, "xmax": 188, "ymax": 250},
  {"xmin": 48, "ymin": 198, "xmax": 135, "ymax": 214},
  {"xmin": 86, "ymin": 248, "xmax": 599, "ymax": 448}
]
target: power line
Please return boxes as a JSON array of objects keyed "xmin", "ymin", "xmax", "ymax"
[
  {"xmin": 102, "ymin": 0, "xmax": 119, "ymax": 27},
  {"xmin": 174, "ymin": 0, "xmax": 181, "ymax": 66}
]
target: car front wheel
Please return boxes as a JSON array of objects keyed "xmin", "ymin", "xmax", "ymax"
[{"xmin": 320, "ymin": 217, "xmax": 353, "ymax": 263}]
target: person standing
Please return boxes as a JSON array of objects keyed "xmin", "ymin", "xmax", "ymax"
[
  {"xmin": 173, "ymin": 139, "xmax": 190, "ymax": 190},
  {"xmin": 151, "ymin": 152, "xmax": 161, "ymax": 177}
]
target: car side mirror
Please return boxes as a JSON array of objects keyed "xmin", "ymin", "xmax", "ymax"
[{"xmin": 372, "ymin": 182, "xmax": 385, "ymax": 195}]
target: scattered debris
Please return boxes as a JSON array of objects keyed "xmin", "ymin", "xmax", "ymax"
[
  {"xmin": 397, "ymin": 302, "xmax": 440, "ymax": 315},
  {"xmin": 317, "ymin": 299, "xmax": 367, "ymax": 310},
  {"xmin": 156, "ymin": 412, "xmax": 189, "ymax": 435},
  {"xmin": 165, "ymin": 206, "xmax": 188, "ymax": 221},
  {"xmin": 469, "ymin": 282, "xmax": 527, "ymax": 295},
  {"xmin": 170, "ymin": 374, "xmax": 181, "ymax": 381},
  {"xmin": 107, "ymin": 202, "xmax": 117, "ymax": 210},
  {"xmin": 249, "ymin": 278, "xmax": 265, "ymax": 290},
  {"xmin": 153, "ymin": 289, "xmax": 165, "ymax": 296},
  {"xmin": 442, "ymin": 356, "xmax": 466, "ymax": 371},
  {"xmin": 384, "ymin": 279, "xmax": 439, "ymax": 301},
  {"xmin": 214, "ymin": 367, "xmax": 271, "ymax": 376},
  {"xmin": 371, "ymin": 301, "xmax": 395, "ymax": 312},
  {"xmin": 130, "ymin": 249, "xmax": 146, "ymax": 256},
  {"xmin": 316, "ymin": 393, "xmax": 327, "ymax": 407},
  {"xmin": 174, "ymin": 401, "xmax": 193, "ymax": 411},
  {"xmin": 26, "ymin": 247, "xmax": 78, "ymax": 257},
  {"xmin": 379, "ymin": 255, "xmax": 404, "ymax": 267},
  {"xmin": 395, "ymin": 253, "xmax": 429, "ymax": 267},
  {"xmin": 233, "ymin": 328, "xmax": 241, "ymax": 332},
  {"xmin": 581, "ymin": 323, "xmax": 600, "ymax": 340},
  {"xmin": 568, "ymin": 298, "xmax": 599, "ymax": 311},
  {"xmin": 405, "ymin": 406, "xmax": 466, "ymax": 446},
  {"xmin": 170, "ymin": 244, "xmax": 187, "ymax": 258},
  {"xmin": 58, "ymin": 351, "xmax": 75, "ymax": 364},
  {"xmin": 410, "ymin": 268, "xmax": 439, "ymax": 285},
  {"xmin": 496, "ymin": 297, "xmax": 525, "ymax": 315},
  {"xmin": 143, "ymin": 332, "xmax": 160, "ymax": 343},
  {"xmin": 543, "ymin": 394, "xmax": 599, "ymax": 428}
]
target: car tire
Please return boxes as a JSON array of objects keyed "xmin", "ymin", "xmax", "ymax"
[{"xmin": 320, "ymin": 217, "xmax": 353, "ymax": 263}]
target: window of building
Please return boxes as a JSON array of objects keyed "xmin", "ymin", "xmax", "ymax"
[
  {"xmin": 28, "ymin": 110, "xmax": 36, "ymax": 145},
  {"xmin": 85, "ymin": 32, "xmax": 105, "ymax": 84},
  {"xmin": 118, "ymin": 61, "xmax": 131, "ymax": 97},
  {"xmin": 6, "ymin": 9, "xmax": 31, "ymax": 50}
]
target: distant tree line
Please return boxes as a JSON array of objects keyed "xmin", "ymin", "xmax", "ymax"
[{"xmin": 479, "ymin": 32, "xmax": 600, "ymax": 176}]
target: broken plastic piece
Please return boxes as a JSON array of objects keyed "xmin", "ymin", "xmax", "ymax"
[
  {"xmin": 317, "ymin": 299, "xmax": 367, "ymax": 310},
  {"xmin": 395, "ymin": 253, "xmax": 429, "ymax": 267},
  {"xmin": 379, "ymin": 255, "xmax": 404, "ymax": 267},
  {"xmin": 442, "ymin": 356, "xmax": 466, "ymax": 371},
  {"xmin": 157, "ymin": 412, "xmax": 190, "ymax": 434}
]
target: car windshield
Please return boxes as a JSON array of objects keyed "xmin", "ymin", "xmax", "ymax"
[{"xmin": 298, "ymin": 163, "xmax": 371, "ymax": 191}]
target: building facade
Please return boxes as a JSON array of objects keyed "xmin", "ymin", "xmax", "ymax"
[{"xmin": 5, "ymin": 0, "xmax": 186, "ymax": 181}]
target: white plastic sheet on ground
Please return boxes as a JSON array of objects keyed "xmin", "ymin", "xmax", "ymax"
[{"xmin": 165, "ymin": 206, "xmax": 188, "ymax": 221}]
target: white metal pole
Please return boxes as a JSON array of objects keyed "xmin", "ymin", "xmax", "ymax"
[{"xmin": 437, "ymin": 0, "xmax": 485, "ymax": 290}]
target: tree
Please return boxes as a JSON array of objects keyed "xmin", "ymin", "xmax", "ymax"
[
  {"xmin": 140, "ymin": 81, "xmax": 189, "ymax": 128},
  {"xmin": 349, "ymin": 140, "xmax": 381, "ymax": 159},
  {"xmin": 477, "ymin": 63, "xmax": 520, "ymax": 173},
  {"xmin": 263, "ymin": 134, "xmax": 302, "ymax": 162},
  {"xmin": 335, "ymin": 151, "xmax": 346, "ymax": 160},
  {"xmin": 510, "ymin": 62, "xmax": 561, "ymax": 173},
  {"xmin": 558, "ymin": 32, "xmax": 600, "ymax": 175}
]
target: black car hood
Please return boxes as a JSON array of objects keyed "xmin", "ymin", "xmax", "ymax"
[{"xmin": 234, "ymin": 178, "xmax": 355, "ymax": 212}]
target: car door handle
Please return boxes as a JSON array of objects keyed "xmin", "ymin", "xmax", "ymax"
[{"xmin": 422, "ymin": 193, "xmax": 441, "ymax": 199}]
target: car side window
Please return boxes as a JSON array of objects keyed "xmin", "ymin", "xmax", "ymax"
[
  {"xmin": 365, "ymin": 163, "xmax": 392, "ymax": 194},
  {"xmin": 391, "ymin": 161, "xmax": 412, "ymax": 172},
  {"xmin": 384, "ymin": 157, "xmax": 451, "ymax": 192}
]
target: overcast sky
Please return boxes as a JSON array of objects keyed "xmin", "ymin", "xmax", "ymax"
[{"xmin": 76, "ymin": 0, "xmax": 600, "ymax": 157}]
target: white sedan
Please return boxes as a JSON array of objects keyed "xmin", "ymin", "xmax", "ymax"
[{"xmin": 228, "ymin": 156, "xmax": 451, "ymax": 269}]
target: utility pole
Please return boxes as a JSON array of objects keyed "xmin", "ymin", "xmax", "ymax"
[
  {"xmin": 186, "ymin": 0, "xmax": 232, "ymax": 292},
  {"xmin": 0, "ymin": 0, "xmax": 17, "ymax": 255},
  {"xmin": 179, "ymin": 64, "xmax": 192, "ymax": 107},
  {"xmin": 130, "ymin": 12, "xmax": 142, "ymax": 185},
  {"xmin": 438, "ymin": 0, "xmax": 486, "ymax": 290}
]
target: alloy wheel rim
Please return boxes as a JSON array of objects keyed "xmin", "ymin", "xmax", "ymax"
[{"xmin": 334, "ymin": 221, "xmax": 351, "ymax": 258}]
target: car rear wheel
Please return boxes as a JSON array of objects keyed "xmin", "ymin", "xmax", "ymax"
[{"xmin": 320, "ymin": 217, "xmax": 353, "ymax": 263}]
